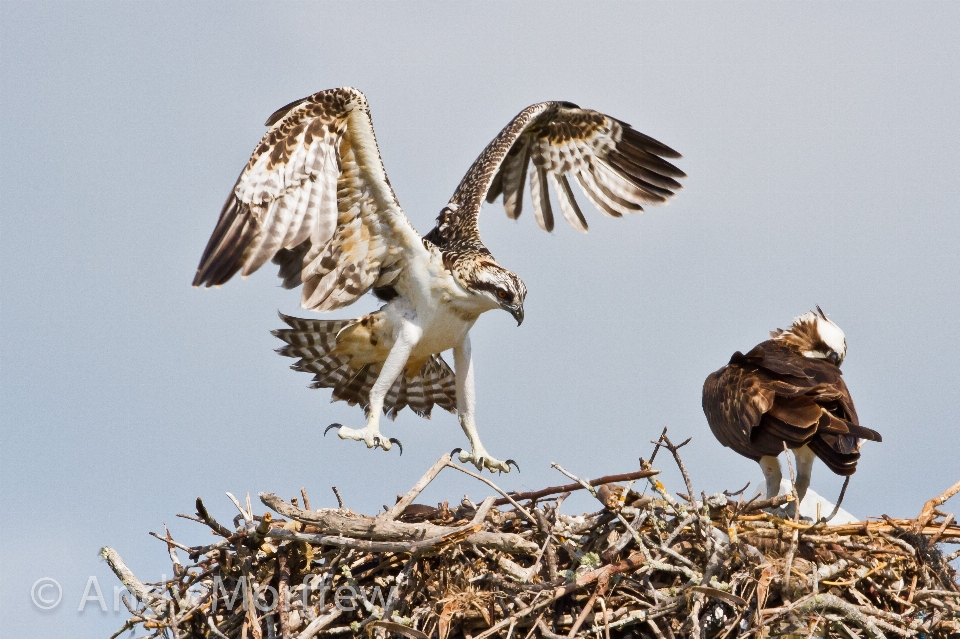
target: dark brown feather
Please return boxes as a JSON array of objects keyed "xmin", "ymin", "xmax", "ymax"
[
  {"xmin": 264, "ymin": 96, "xmax": 311, "ymax": 127},
  {"xmin": 615, "ymin": 122, "xmax": 684, "ymax": 159},
  {"xmin": 702, "ymin": 339, "xmax": 878, "ymax": 476},
  {"xmin": 272, "ymin": 240, "xmax": 311, "ymax": 289}
]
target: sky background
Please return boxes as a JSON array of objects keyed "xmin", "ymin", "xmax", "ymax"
[{"xmin": 2, "ymin": 2, "xmax": 958, "ymax": 635}]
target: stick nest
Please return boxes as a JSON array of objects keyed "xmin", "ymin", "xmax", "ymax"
[{"xmin": 104, "ymin": 434, "xmax": 960, "ymax": 639}]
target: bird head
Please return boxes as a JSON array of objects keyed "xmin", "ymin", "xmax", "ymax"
[
  {"xmin": 466, "ymin": 260, "xmax": 527, "ymax": 325},
  {"xmin": 771, "ymin": 306, "xmax": 847, "ymax": 365}
]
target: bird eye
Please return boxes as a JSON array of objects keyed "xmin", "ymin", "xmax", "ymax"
[
  {"xmin": 497, "ymin": 289, "xmax": 507, "ymax": 299},
  {"xmin": 828, "ymin": 351, "xmax": 839, "ymax": 363}
]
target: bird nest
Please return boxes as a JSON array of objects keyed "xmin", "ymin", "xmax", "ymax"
[{"xmin": 104, "ymin": 432, "xmax": 960, "ymax": 639}]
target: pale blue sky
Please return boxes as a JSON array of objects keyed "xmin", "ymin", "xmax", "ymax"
[{"xmin": 2, "ymin": 2, "xmax": 959, "ymax": 634}]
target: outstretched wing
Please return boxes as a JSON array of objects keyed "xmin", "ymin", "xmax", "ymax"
[
  {"xmin": 193, "ymin": 87, "xmax": 426, "ymax": 311},
  {"xmin": 429, "ymin": 101, "xmax": 684, "ymax": 249}
]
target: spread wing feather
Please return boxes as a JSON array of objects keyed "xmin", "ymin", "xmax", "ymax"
[
  {"xmin": 193, "ymin": 87, "xmax": 426, "ymax": 312},
  {"xmin": 431, "ymin": 101, "xmax": 684, "ymax": 250}
]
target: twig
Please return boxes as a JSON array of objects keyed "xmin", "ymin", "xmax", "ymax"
[
  {"xmin": 914, "ymin": 478, "xmax": 960, "ymax": 532},
  {"xmin": 647, "ymin": 427, "xmax": 670, "ymax": 466},
  {"xmin": 296, "ymin": 607, "xmax": 342, "ymax": 639},
  {"xmin": 266, "ymin": 497, "xmax": 494, "ymax": 553},
  {"xmin": 386, "ymin": 453, "xmax": 450, "ymax": 519},
  {"xmin": 739, "ymin": 493, "xmax": 794, "ymax": 514},
  {"xmin": 724, "ymin": 481, "xmax": 751, "ymax": 498},
  {"xmin": 260, "ymin": 492, "xmax": 536, "ymax": 554},
  {"xmin": 100, "ymin": 547, "xmax": 161, "ymax": 609},
  {"xmin": 148, "ymin": 531, "xmax": 195, "ymax": 555},
  {"xmin": 567, "ymin": 588, "xmax": 598, "ymax": 637},
  {"xmin": 802, "ymin": 475, "xmax": 851, "ymax": 534},
  {"xmin": 783, "ymin": 442, "xmax": 801, "ymax": 525},
  {"xmin": 536, "ymin": 617, "xmax": 567, "ymax": 639},
  {"xmin": 195, "ymin": 497, "xmax": 233, "ymax": 537},
  {"xmin": 653, "ymin": 434, "xmax": 695, "ymax": 507},
  {"xmin": 444, "ymin": 460, "xmax": 538, "ymax": 525},
  {"xmin": 277, "ymin": 543, "xmax": 292, "ymax": 639},
  {"xmin": 226, "ymin": 492, "xmax": 253, "ymax": 524},
  {"xmin": 783, "ymin": 528, "xmax": 799, "ymax": 600},
  {"xmin": 207, "ymin": 615, "xmax": 230, "ymax": 639},
  {"xmin": 492, "ymin": 468, "xmax": 659, "ymax": 507}
]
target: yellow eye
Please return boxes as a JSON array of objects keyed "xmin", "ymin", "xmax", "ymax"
[{"xmin": 497, "ymin": 289, "xmax": 507, "ymax": 299}]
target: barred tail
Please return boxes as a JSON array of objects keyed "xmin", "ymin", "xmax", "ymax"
[{"xmin": 271, "ymin": 312, "xmax": 457, "ymax": 419}]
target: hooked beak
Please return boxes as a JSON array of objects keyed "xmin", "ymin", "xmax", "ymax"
[{"xmin": 509, "ymin": 305, "xmax": 524, "ymax": 326}]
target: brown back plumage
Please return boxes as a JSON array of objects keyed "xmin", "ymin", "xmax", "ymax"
[
  {"xmin": 702, "ymin": 340, "xmax": 881, "ymax": 476},
  {"xmin": 272, "ymin": 313, "xmax": 456, "ymax": 419}
]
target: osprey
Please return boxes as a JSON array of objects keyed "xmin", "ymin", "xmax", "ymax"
[
  {"xmin": 194, "ymin": 87, "xmax": 684, "ymax": 472},
  {"xmin": 702, "ymin": 309, "xmax": 881, "ymax": 503}
]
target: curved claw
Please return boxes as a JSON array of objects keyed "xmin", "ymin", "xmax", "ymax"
[
  {"xmin": 324, "ymin": 423, "xmax": 343, "ymax": 437},
  {"xmin": 449, "ymin": 448, "xmax": 463, "ymax": 459},
  {"xmin": 389, "ymin": 438, "xmax": 403, "ymax": 455},
  {"xmin": 506, "ymin": 459, "xmax": 520, "ymax": 473}
]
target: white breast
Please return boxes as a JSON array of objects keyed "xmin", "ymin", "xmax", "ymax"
[{"xmin": 384, "ymin": 249, "xmax": 490, "ymax": 358}]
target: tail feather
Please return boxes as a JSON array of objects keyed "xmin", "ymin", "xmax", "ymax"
[
  {"xmin": 384, "ymin": 374, "xmax": 408, "ymax": 420},
  {"xmin": 297, "ymin": 355, "xmax": 348, "ymax": 378},
  {"xmin": 817, "ymin": 412, "xmax": 882, "ymax": 442},
  {"xmin": 422, "ymin": 357, "xmax": 457, "ymax": 413},
  {"xmin": 808, "ymin": 434, "xmax": 862, "ymax": 476},
  {"xmin": 406, "ymin": 374, "xmax": 429, "ymax": 417},
  {"xmin": 333, "ymin": 365, "xmax": 377, "ymax": 408},
  {"xmin": 273, "ymin": 312, "xmax": 457, "ymax": 419}
]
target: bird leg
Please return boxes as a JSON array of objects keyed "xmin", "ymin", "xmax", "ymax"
[
  {"xmin": 326, "ymin": 319, "xmax": 422, "ymax": 453},
  {"xmin": 758, "ymin": 455, "xmax": 783, "ymax": 500},
  {"xmin": 452, "ymin": 336, "xmax": 517, "ymax": 474},
  {"xmin": 793, "ymin": 445, "xmax": 816, "ymax": 505}
]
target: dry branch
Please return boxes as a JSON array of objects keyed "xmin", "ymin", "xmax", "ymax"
[
  {"xmin": 915, "ymin": 478, "xmax": 960, "ymax": 533},
  {"xmin": 103, "ymin": 440, "xmax": 959, "ymax": 639},
  {"xmin": 491, "ymin": 468, "xmax": 660, "ymax": 507}
]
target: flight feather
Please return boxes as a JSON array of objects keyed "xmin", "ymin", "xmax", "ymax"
[
  {"xmin": 193, "ymin": 87, "xmax": 425, "ymax": 311},
  {"xmin": 425, "ymin": 101, "xmax": 685, "ymax": 255}
]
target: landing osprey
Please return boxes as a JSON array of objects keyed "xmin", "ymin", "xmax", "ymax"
[
  {"xmin": 194, "ymin": 87, "xmax": 684, "ymax": 472},
  {"xmin": 702, "ymin": 309, "xmax": 881, "ymax": 503}
]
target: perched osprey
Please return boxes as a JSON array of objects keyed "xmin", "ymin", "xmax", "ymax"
[
  {"xmin": 194, "ymin": 87, "xmax": 684, "ymax": 472},
  {"xmin": 702, "ymin": 309, "xmax": 881, "ymax": 503}
]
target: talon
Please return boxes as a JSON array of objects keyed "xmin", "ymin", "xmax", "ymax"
[
  {"xmin": 324, "ymin": 423, "xmax": 342, "ymax": 437},
  {"xmin": 506, "ymin": 459, "xmax": 520, "ymax": 473},
  {"xmin": 373, "ymin": 435, "xmax": 382, "ymax": 446},
  {"xmin": 450, "ymin": 448, "xmax": 462, "ymax": 459},
  {"xmin": 389, "ymin": 438, "xmax": 403, "ymax": 455}
]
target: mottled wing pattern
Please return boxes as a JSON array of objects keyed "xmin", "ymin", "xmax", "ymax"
[
  {"xmin": 193, "ymin": 87, "xmax": 424, "ymax": 312},
  {"xmin": 427, "ymin": 101, "xmax": 684, "ymax": 252},
  {"xmin": 272, "ymin": 313, "xmax": 456, "ymax": 419},
  {"xmin": 702, "ymin": 360, "xmax": 776, "ymax": 452},
  {"xmin": 703, "ymin": 341, "xmax": 881, "ymax": 475}
]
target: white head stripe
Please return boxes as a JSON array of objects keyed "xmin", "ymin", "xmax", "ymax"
[{"xmin": 816, "ymin": 317, "xmax": 846, "ymax": 355}]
